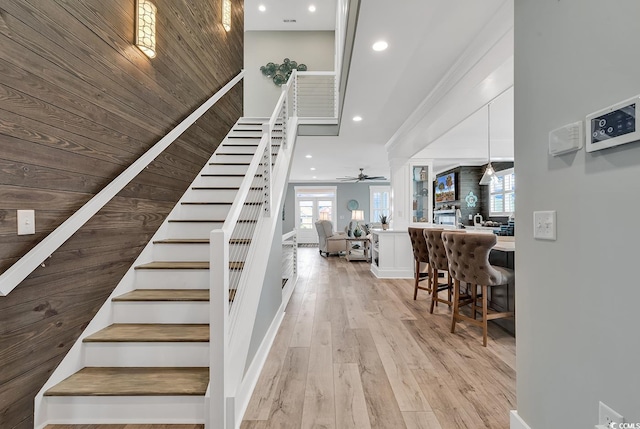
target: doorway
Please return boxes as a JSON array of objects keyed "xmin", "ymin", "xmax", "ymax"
[{"xmin": 294, "ymin": 186, "xmax": 337, "ymax": 244}]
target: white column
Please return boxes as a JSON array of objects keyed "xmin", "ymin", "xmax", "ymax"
[{"xmin": 389, "ymin": 156, "xmax": 410, "ymax": 230}]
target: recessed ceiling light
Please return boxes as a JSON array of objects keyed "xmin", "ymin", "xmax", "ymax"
[
  {"xmin": 310, "ymin": 167, "xmax": 316, "ymax": 171},
  {"xmin": 258, "ymin": 4, "xmax": 266, "ymax": 12},
  {"xmin": 312, "ymin": 176, "xmax": 317, "ymax": 179},
  {"xmin": 305, "ymin": 154, "xmax": 312, "ymax": 158},
  {"xmin": 308, "ymin": 5, "xmax": 316, "ymax": 12},
  {"xmin": 372, "ymin": 41, "xmax": 388, "ymax": 51},
  {"xmin": 353, "ymin": 116, "xmax": 363, "ymax": 122}
]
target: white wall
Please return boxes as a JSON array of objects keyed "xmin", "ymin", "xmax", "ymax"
[
  {"xmin": 515, "ymin": 1, "xmax": 640, "ymax": 428},
  {"xmin": 244, "ymin": 31, "xmax": 335, "ymax": 117}
]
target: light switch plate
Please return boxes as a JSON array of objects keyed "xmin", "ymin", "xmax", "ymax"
[
  {"xmin": 17, "ymin": 210, "xmax": 36, "ymax": 235},
  {"xmin": 533, "ymin": 210, "xmax": 556, "ymax": 240}
]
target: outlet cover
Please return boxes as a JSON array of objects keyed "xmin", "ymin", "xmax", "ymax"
[
  {"xmin": 533, "ymin": 210, "xmax": 556, "ymax": 240},
  {"xmin": 17, "ymin": 210, "xmax": 35, "ymax": 235}
]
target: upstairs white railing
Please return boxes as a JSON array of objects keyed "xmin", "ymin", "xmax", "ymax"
[
  {"xmin": 293, "ymin": 71, "xmax": 338, "ymax": 122},
  {"xmin": 209, "ymin": 74, "xmax": 297, "ymax": 429},
  {"xmin": 0, "ymin": 71, "xmax": 245, "ymax": 297}
]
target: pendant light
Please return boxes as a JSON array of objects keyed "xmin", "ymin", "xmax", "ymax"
[{"xmin": 479, "ymin": 102, "xmax": 498, "ymax": 185}]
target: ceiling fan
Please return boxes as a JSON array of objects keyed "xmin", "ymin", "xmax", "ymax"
[{"xmin": 337, "ymin": 168, "xmax": 387, "ymax": 182}]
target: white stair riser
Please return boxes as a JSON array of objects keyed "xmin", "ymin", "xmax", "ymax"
[
  {"xmin": 193, "ymin": 175, "xmax": 245, "ymax": 188},
  {"xmin": 44, "ymin": 396, "xmax": 204, "ymax": 424},
  {"xmin": 113, "ymin": 301, "xmax": 209, "ymax": 323},
  {"xmin": 233, "ymin": 123, "xmax": 282, "ymax": 130},
  {"xmin": 134, "ymin": 269, "xmax": 209, "ymax": 289},
  {"xmin": 203, "ymin": 164, "xmax": 249, "ymax": 175},
  {"xmin": 217, "ymin": 145, "xmax": 258, "ymax": 154},
  {"xmin": 186, "ymin": 189, "xmax": 262, "ymax": 203},
  {"xmin": 178, "ymin": 204, "xmax": 231, "ymax": 219},
  {"xmin": 84, "ymin": 342, "xmax": 208, "ymax": 367},
  {"xmin": 223, "ymin": 137, "xmax": 264, "ymax": 145},
  {"xmin": 227, "ymin": 131, "xmax": 263, "ymax": 138},
  {"xmin": 166, "ymin": 222, "xmax": 254, "ymax": 239},
  {"xmin": 153, "ymin": 243, "xmax": 249, "ymax": 261},
  {"xmin": 178, "ymin": 204, "xmax": 262, "ymax": 220},
  {"xmin": 166, "ymin": 222, "xmax": 223, "ymax": 239},
  {"xmin": 212, "ymin": 154, "xmax": 255, "ymax": 164}
]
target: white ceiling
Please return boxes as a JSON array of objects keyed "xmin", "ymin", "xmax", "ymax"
[
  {"xmin": 245, "ymin": 0, "xmax": 337, "ymax": 31},
  {"xmin": 245, "ymin": 0, "xmax": 513, "ymax": 181},
  {"xmin": 416, "ymin": 87, "xmax": 514, "ymax": 174}
]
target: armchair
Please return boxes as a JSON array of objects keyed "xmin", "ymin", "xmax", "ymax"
[{"xmin": 315, "ymin": 220, "xmax": 347, "ymax": 256}]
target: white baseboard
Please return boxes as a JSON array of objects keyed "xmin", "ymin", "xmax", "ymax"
[
  {"xmin": 232, "ymin": 303, "xmax": 286, "ymax": 428},
  {"xmin": 511, "ymin": 411, "xmax": 532, "ymax": 429}
]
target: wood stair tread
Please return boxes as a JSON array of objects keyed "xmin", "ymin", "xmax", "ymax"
[
  {"xmin": 113, "ymin": 289, "xmax": 210, "ymax": 301},
  {"xmin": 153, "ymin": 239, "xmax": 209, "ymax": 244},
  {"xmin": 191, "ymin": 186, "xmax": 263, "ymax": 190},
  {"xmin": 45, "ymin": 425, "xmax": 203, "ymax": 429},
  {"xmin": 152, "ymin": 239, "xmax": 250, "ymax": 245},
  {"xmin": 221, "ymin": 143, "xmax": 280, "ymax": 147},
  {"xmin": 44, "ymin": 367, "xmax": 209, "ymax": 396},
  {"xmin": 180, "ymin": 201, "xmax": 261, "ymax": 205},
  {"xmin": 168, "ymin": 219, "xmax": 256, "ymax": 223},
  {"xmin": 200, "ymin": 173, "xmax": 263, "ymax": 177},
  {"xmin": 84, "ymin": 324, "xmax": 209, "ymax": 343},
  {"xmin": 208, "ymin": 162, "xmax": 251, "ymax": 165},
  {"xmin": 181, "ymin": 201, "xmax": 231, "ymax": 205},
  {"xmin": 135, "ymin": 261, "xmax": 244, "ymax": 270}
]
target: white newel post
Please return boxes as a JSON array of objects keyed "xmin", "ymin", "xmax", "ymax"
[{"xmin": 209, "ymin": 229, "xmax": 229, "ymax": 429}]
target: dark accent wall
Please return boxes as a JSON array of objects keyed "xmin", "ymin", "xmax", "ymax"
[
  {"xmin": 434, "ymin": 165, "xmax": 483, "ymax": 226},
  {"xmin": 0, "ymin": 1, "xmax": 243, "ymax": 427},
  {"xmin": 434, "ymin": 162, "xmax": 514, "ymax": 225}
]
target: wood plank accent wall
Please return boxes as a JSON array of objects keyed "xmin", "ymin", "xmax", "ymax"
[
  {"xmin": 435, "ymin": 165, "xmax": 484, "ymax": 226},
  {"xmin": 435, "ymin": 162, "xmax": 514, "ymax": 225},
  {"xmin": 0, "ymin": 1, "xmax": 244, "ymax": 427}
]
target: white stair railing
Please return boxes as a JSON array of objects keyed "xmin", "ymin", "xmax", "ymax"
[
  {"xmin": 209, "ymin": 75, "xmax": 297, "ymax": 429},
  {"xmin": 282, "ymin": 230, "xmax": 298, "ymax": 289}
]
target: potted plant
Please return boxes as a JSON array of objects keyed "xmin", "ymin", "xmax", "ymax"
[{"xmin": 379, "ymin": 214, "xmax": 389, "ymax": 230}]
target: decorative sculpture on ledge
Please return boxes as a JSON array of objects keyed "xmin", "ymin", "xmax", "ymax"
[{"xmin": 260, "ymin": 58, "xmax": 307, "ymax": 86}]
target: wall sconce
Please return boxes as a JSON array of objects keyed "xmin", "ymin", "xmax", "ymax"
[
  {"xmin": 222, "ymin": 0, "xmax": 232, "ymax": 32},
  {"xmin": 136, "ymin": 0, "xmax": 157, "ymax": 58}
]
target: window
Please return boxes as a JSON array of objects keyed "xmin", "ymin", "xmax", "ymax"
[
  {"xmin": 370, "ymin": 186, "xmax": 390, "ymax": 223},
  {"xmin": 489, "ymin": 168, "xmax": 515, "ymax": 216}
]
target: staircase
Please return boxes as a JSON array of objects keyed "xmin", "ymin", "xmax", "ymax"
[{"xmin": 40, "ymin": 119, "xmax": 282, "ymax": 425}]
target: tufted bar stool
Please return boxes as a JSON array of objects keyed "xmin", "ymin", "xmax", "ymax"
[
  {"xmin": 408, "ymin": 227, "xmax": 432, "ymax": 300},
  {"xmin": 423, "ymin": 229, "xmax": 468, "ymax": 314},
  {"xmin": 442, "ymin": 231, "xmax": 514, "ymax": 347}
]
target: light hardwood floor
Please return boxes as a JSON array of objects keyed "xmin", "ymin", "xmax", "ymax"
[{"xmin": 241, "ymin": 248, "xmax": 516, "ymax": 429}]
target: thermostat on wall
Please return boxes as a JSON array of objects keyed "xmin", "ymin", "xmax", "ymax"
[
  {"xmin": 585, "ymin": 95, "xmax": 640, "ymax": 152},
  {"xmin": 549, "ymin": 121, "xmax": 583, "ymax": 156}
]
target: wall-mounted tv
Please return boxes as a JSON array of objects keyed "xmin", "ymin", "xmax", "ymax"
[{"xmin": 435, "ymin": 173, "xmax": 456, "ymax": 203}]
